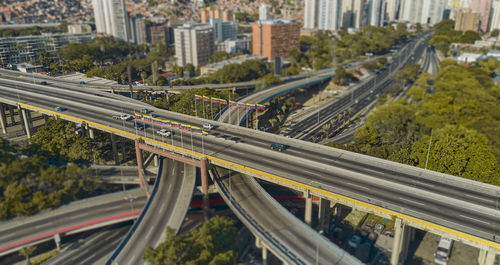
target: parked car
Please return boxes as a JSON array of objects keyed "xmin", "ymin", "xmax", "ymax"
[
  {"xmin": 331, "ymin": 227, "xmax": 345, "ymax": 245},
  {"xmin": 270, "ymin": 143, "xmax": 287, "ymax": 151},
  {"xmin": 348, "ymin": 234, "xmax": 362, "ymax": 248},
  {"xmin": 156, "ymin": 129, "xmax": 172, "ymax": 137}
]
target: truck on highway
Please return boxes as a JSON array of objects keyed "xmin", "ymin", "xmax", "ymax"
[{"xmin": 434, "ymin": 236, "xmax": 453, "ymax": 265}]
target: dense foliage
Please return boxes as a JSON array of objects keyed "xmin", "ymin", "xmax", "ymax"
[
  {"xmin": 0, "ymin": 138, "xmax": 101, "ymax": 220},
  {"xmin": 0, "ymin": 24, "xmax": 67, "ymax": 37},
  {"xmin": 339, "ymin": 58, "xmax": 500, "ymax": 185},
  {"xmin": 143, "ymin": 216, "xmax": 241, "ymax": 265},
  {"xmin": 430, "ymin": 19, "xmax": 482, "ymax": 55}
]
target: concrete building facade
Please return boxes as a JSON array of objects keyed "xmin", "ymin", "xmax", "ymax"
[
  {"xmin": 455, "ymin": 10, "xmax": 481, "ymax": 31},
  {"xmin": 304, "ymin": 0, "xmax": 318, "ymax": 29},
  {"xmin": 471, "ymin": 0, "xmax": 493, "ymax": 32},
  {"xmin": 367, "ymin": 0, "xmax": 386, "ymax": 26},
  {"xmin": 92, "ymin": 0, "xmax": 130, "ymax": 41},
  {"xmin": 200, "ymin": 7, "xmax": 232, "ymax": 23},
  {"xmin": 209, "ymin": 18, "xmax": 237, "ymax": 42},
  {"xmin": 252, "ymin": 19, "xmax": 300, "ymax": 61},
  {"xmin": 174, "ymin": 23, "xmax": 215, "ymax": 67},
  {"xmin": 490, "ymin": 0, "xmax": 500, "ymax": 30}
]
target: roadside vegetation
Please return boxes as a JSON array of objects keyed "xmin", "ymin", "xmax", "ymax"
[
  {"xmin": 0, "ymin": 118, "xmax": 124, "ymax": 220},
  {"xmin": 331, "ymin": 58, "xmax": 500, "ymax": 185},
  {"xmin": 143, "ymin": 216, "xmax": 242, "ymax": 265},
  {"xmin": 430, "ymin": 19, "xmax": 482, "ymax": 55}
]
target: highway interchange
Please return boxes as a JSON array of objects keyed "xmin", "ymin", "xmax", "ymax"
[{"xmin": 0, "ymin": 31, "xmax": 499, "ymax": 264}]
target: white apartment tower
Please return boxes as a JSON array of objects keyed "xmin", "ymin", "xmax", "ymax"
[
  {"xmin": 92, "ymin": 0, "xmax": 130, "ymax": 41},
  {"xmin": 174, "ymin": 23, "xmax": 215, "ymax": 67},
  {"xmin": 386, "ymin": 0, "xmax": 400, "ymax": 21},
  {"xmin": 491, "ymin": 0, "xmax": 500, "ymax": 30},
  {"xmin": 304, "ymin": 0, "xmax": 318, "ymax": 28},
  {"xmin": 259, "ymin": 4, "xmax": 272, "ymax": 21},
  {"xmin": 367, "ymin": 0, "xmax": 386, "ymax": 26}
]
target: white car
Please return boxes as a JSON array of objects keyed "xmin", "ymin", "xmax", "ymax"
[
  {"xmin": 112, "ymin": 114, "xmax": 132, "ymax": 121},
  {"xmin": 203, "ymin": 123, "xmax": 214, "ymax": 130},
  {"xmin": 156, "ymin": 129, "xmax": 172, "ymax": 137}
]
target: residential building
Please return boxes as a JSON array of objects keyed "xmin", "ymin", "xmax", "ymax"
[
  {"xmin": 490, "ymin": 0, "xmax": 500, "ymax": 30},
  {"xmin": 0, "ymin": 33, "xmax": 93, "ymax": 65},
  {"xmin": 400, "ymin": 0, "xmax": 424, "ymax": 24},
  {"xmin": 92, "ymin": 0, "xmax": 130, "ymax": 41},
  {"xmin": 148, "ymin": 23, "xmax": 174, "ymax": 46},
  {"xmin": 367, "ymin": 0, "xmax": 386, "ymax": 26},
  {"xmin": 304, "ymin": 0, "xmax": 318, "ymax": 29},
  {"xmin": 174, "ymin": 23, "xmax": 215, "ymax": 67},
  {"xmin": 209, "ymin": 18, "xmax": 237, "ymax": 42},
  {"xmin": 259, "ymin": 4, "xmax": 272, "ymax": 21},
  {"xmin": 399, "ymin": 0, "xmax": 446, "ymax": 25},
  {"xmin": 472, "ymin": 0, "xmax": 493, "ymax": 32},
  {"xmin": 216, "ymin": 36, "xmax": 251, "ymax": 54},
  {"xmin": 67, "ymin": 24, "xmax": 92, "ymax": 34},
  {"xmin": 455, "ymin": 9, "xmax": 481, "ymax": 31},
  {"xmin": 386, "ymin": 0, "xmax": 401, "ymax": 21},
  {"xmin": 200, "ymin": 7, "xmax": 232, "ymax": 23},
  {"xmin": 252, "ymin": 19, "xmax": 300, "ymax": 61},
  {"xmin": 352, "ymin": 0, "xmax": 367, "ymax": 29},
  {"xmin": 129, "ymin": 15, "xmax": 147, "ymax": 45},
  {"xmin": 319, "ymin": 0, "xmax": 342, "ymax": 30}
]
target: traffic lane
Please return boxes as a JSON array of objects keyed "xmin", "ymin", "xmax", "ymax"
[
  {"xmin": 218, "ymin": 169, "xmax": 346, "ymax": 265},
  {"xmin": 114, "ymin": 159, "xmax": 184, "ymax": 264},
  {"xmin": 0, "ymin": 195, "xmax": 145, "ymax": 245},
  {"xmin": 45, "ymin": 223, "xmax": 131, "ymax": 265},
  {"xmin": 202, "ymin": 139, "xmax": 500, "ymax": 237}
]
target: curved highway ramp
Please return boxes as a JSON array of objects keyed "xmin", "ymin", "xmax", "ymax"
[
  {"xmin": 108, "ymin": 158, "xmax": 196, "ymax": 265},
  {"xmin": 211, "ymin": 167, "xmax": 362, "ymax": 265}
]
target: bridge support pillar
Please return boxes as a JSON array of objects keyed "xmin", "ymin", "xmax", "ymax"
[
  {"xmin": 111, "ymin": 133, "xmax": 119, "ymax": 165},
  {"xmin": 8, "ymin": 105, "xmax": 15, "ymax": 125},
  {"xmin": 255, "ymin": 238, "xmax": 268, "ymax": 265},
  {"xmin": 121, "ymin": 139, "xmax": 126, "ymax": 162},
  {"xmin": 390, "ymin": 218, "xmax": 412, "ymax": 265},
  {"xmin": 200, "ymin": 157, "xmax": 210, "ymax": 220},
  {"xmin": 0, "ymin": 103, "xmax": 7, "ymax": 134},
  {"xmin": 153, "ymin": 154, "xmax": 159, "ymax": 167},
  {"xmin": 88, "ymin": 128, "xmax": 95, "ymax": 139},
  {"xmin": 54, "ymin": 233, "xmax": 61, "ymax": 251},
  {"xmin": 478, "ymin": 247, "xmax": 497, "ymax": 265},
  {"xmin": 318, "ymin": 198, "xmax": 330, "ymax": 231},
  {"xmin": 304, "ymin": 191, "xmax": 313, "ymax": 226},
  {"xmin": 21, "ymin": 109, "xmax": 32, "ymax": 139},
  {"xmin": 134, "ymin": 140, "xmax": 148, "ymax": 195}
]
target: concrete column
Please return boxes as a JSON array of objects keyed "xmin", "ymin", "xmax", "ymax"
[
  {"xmin": 54, "ymin": 233, "xmax": 61, "ymax": 251},
  {"xmin": 8, "ymin": 105, "xmax": 15, "ymax": 125},
  {"xmin": 134, "ymin": 140, "xmax": 149, "ymax": 196},
  {"xmin": 304, "ymin": 191, "xmax": 313, "ymax": 226},
  {"xmin": 262, "ymin": 245, "xmax": 268, "ymax": 265},
  {"xmin": 478, "ymin": 248, "xmax": 497, "ymax": 265},
  {"xmin": 153, "ymin": 154, "xmax": 159, "ymax": 167},
  {"xmin": 200, "ymin": 157, "xmax": 210, "ymax": 220},
  {"xmin": 21, "ymin": 109, "xmax": 32, "ymax": 138},
  {"xmin": 318, "ymin": 198, "xmax": 330, "ymax": 231},
  {"xmin": 27, "ymin": 111, "xmax": 33, "ymax": 129},
  {"xmin": 391, "ymin": 218, "xmax": 412, "ymax": 265},
  {"xmin": 88, "ymin": 128, "xmax": 95, "ymax": 139},
  {"xmin": 0, "ymin": 103, "xmax": 7, "ymax": 134},
  {"xmin": 111, "ymin": 133, "xmax": 119, "ymax": 165},
  {"xmin": 121, "ymin": 139, "xmax": 126, "ymax": 162}
]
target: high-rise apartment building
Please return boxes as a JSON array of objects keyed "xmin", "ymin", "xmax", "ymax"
[
  {"xmin": 386, "ymin": 0, "xmax": 400, "ymax": 21},
  {"xmin": 129, "ymin": 15, "xmax": 147, "ymax": 44},
  {"xmin": 472, "ymin": 0, "xmax": 493, "ymax": 32},
  {"xmin": 209, "ymin": 18, "xmax": 237, "ymax": 42},
  {"xmin": 259, "ymin": 4, "xmax": 272, "ymax": 21},
  {"xmin": 490, "ymin": 0, "xmax": 500, "ymax": 30},
  {"xmin": 399, "ymin": 0, "xmax": 445, "ymax": 25},
  {"xmin": 455, "ymin": 10, "xmax": 481, "ymax": 31},
  {"xmin": 252, "ymin": 19, "xmax": 300, "ymax": 61},
  {"xmin": 148, "ymin": 23, "xmax": 174, "ymax": 46},
  {"xmin": 319, "ymin": 0, "xmax": 342, "ymax": 30},
  {"xmin": 174, "ymin": 23, "xmax": 215, "ymax": 67},
  {"xmin": 367, "ymin": 0, "xmax": 386, "ymax": 26},
  {"xmin": 304, "ymin": 0, "xmax": 318, "ymax": 29},
  {"xmin": 92, "ymin": 0, "xmax": 130, "ymax": 41}
]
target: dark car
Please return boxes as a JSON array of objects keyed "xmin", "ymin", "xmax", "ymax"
[
  {"xmin": 79, "ymin": 81, "xmax": 86, "ymax": 84},
  {"xmin": 140, "ymin": 108, "xmax": 149, "ymax": 114},
  {"xmin": 54, "ymin": 106, "xmax": 66, "ymax": 112},
  {"xmin": 40, "ymin": 81, "xmax": 48, "ymax": 85},
  {"xmin": 134, "ymin": 121, "xmax": 145, "ymax": 130},
  {"xmin": 270, "ymin": 143, "xmax": 287, "ymax": 151}
]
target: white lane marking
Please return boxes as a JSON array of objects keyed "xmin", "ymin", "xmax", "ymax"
[
  {"xmin": 70, "ymin": 212, "xmax": 89, "ymax": 219},
  {"xmin": 398, "ymin": 197, "xmax": 425, "ymax": 206},
  {"xmin": 168, "ymin": 184, "xmax": 172, "ymax": 193},
  {"xmin": 106, "ymin": 205, "xmax": 123, "ymax": 211},
  {"xmin": 78, "ymin": 253, "xmax": 96, "ymax": 265},
  {"xmin": 127, "ymin": 255, "xmax": 136, "ymax": 265},
  {"xmin": 345, "ymin": 182, "xmax": 369, "ymax": 190},
  {"xmin": 35, "ymin": 222, "xmax": 53, "ymax": 229},
  {"xmin": 459, "ymin": 214, "xmax": 490, "ymax": 225},
  {"xmin": 466, "ymin": 207, "xmax": 497, "ymax": 217},
  {"xmin": 464, "ymin": 194, "xmax": 493, "ymax": 203}
]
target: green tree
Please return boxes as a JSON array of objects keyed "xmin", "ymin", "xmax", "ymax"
[
  {"xmin": 460, "ymin": 30, "xmax": 482, "ymax": 44},
  {"xmin": 19, "ymin": 245, "xmax": 36, "ymax": 265},
  {"xmin": 210, "ymin": 51, "xmax": 229, "ymax": 63},
  {"xmin": 491, "ymin": 29, "xmax": 500, "ymax": 37}
]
